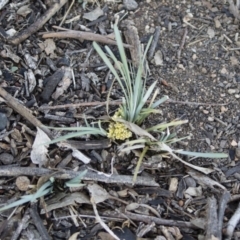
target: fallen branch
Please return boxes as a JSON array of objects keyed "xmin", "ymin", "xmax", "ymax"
[
  {"xmin": 0, "ymin": 86, "xmax": 51, "ymax": 137},
  {"xmin": 218, "ymin": 190, "xmax": 231, "ymax": 240},
  {"xmin": 42, "ymin": 26, "xmax": 131, "ymax": 47},
  {"xmin": 0, "ymin": 166, "xmax": 159, "ymax": 187},
  {"xmin": 226, "ymin": 202, "xmax": 240, "ymax": 240},
  {"xmin": 38, "ymin": 99, "xmax": 229, "ymax": 111},
  {"xmin": 205, "ymin": 196, "xmax": 219, "ymax": 239},
  {"xmin": 125, "ymin": 211, "xmax": 199, "ymax": 229},
  {"xmin": 8, "ymin": 0, "xmax": 68, "ymax": 45}
]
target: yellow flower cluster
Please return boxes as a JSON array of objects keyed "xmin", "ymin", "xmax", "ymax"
[
  {"xmin": 107, "ymin": 108, "xmax": 132, "ymax": 140},
  {"xmin": 107, "ymin": 122, "xmax": 132, "ymax": 140}
]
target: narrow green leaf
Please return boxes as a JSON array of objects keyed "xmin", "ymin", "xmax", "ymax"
[
  {"xmin": 174, "ymin": 150, "xmax": 228, "ymax": 158},
  {"xmin": 152, "ymin": 95, "xmax": 169, "ymax": 108},
  {"xmin": 65, "ymin": 169, "xmax": 88, "ymax": 188}
]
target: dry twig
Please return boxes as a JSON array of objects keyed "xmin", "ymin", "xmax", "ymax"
[
  {"xmin": 0, "ymin": 166, "xmax": 159, "ymax": 187},
  {"xmin": 42, "ymin": 26, "xmax": 131, "ymax": 47},
  {"xmin": 8, "ymin": 0, "xmax": 68, "ymax": 45}
]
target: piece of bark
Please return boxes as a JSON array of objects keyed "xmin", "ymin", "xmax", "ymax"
[
  {"xmin": 30, "ymin": 203, "xmax": 51, "ymax": 240},
  {"xmin": 148, "ymin": 26, "xmax": 161, "ymax": 60},
  {"xmin": 121, "ymin": 20, "xmax": 141, "ymax": 67},
  {"xmin": 205, "ymin": 196, "xmax": 219, "ymax": 240},
  {"xmin": 7, "ymin": 0, "xmax": 68, "ymax": 45}
]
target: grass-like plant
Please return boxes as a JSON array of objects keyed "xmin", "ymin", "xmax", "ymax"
[
  {"xmin": 46, "ymin": 24, "xmax": 228, "ymax": 184},
  {"xmin": 92, "ymin": 24, "xmax": 228, "ymax": 182}
]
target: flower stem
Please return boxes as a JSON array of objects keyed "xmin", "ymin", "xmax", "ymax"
[{"xmin": 132, "ymin": 146, "xmax": 149, "ymax": 184}]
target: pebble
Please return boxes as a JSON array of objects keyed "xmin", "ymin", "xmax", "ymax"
[
  {"xmin": 123, "ymin": 0, "xmax": 138, "ymax": 11},
  {"xmin": 235, "ymin": 94, "xmax": 240, "ymax": 99},
  {"xmin": 228, "ymin": 89, "xmax": 236, "ymax": 94},
  {"xmin": 0, "ymin": 113, "xmax": 8, "ymax": 131},
  {"xmin": 208, "ymin": 116, "xmax": 214, "ymax": 121},
  {"xmin": 0, "ymin": 152, "xmax": 14, "ymax": 164}
]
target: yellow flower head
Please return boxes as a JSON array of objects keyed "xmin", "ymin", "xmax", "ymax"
[
  {"xmin": 112, "ymin": 108, "xmax": 123, "ymax": 119},
  {"xmin": 107, "ymin": 121, "xmax": 132, "ymax": 140}
]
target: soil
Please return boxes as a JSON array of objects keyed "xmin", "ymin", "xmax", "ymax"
[{"xmin": 0, "ymin": 0, "xmax": 240, "ymax": 239}]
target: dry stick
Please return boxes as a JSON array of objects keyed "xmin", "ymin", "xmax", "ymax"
[
  {"xmin": 59, "ymin": 0, "xmax": 75, "ymax": 28},
  {"xmin": 218, "ymin": 190, "xmax": 231, "ymax": 240},
  {"xmin": 11, "ymin": 211, "xmax": 30, "ymax": 240},
  {"xmin": 0, "ymin": 166, "xmax": 159, "ymax": 187},
  {"xmin": 125, "ymin": 211, "xmax": 199, "ymax": 229},
  {"xmin": 30, "ymin": 203, "xmax": 51, "ymax": 240},
  {"xmin": 226, "ymin": 202, "xmax": 240, "ymax": 240},
  {"xmin": 42, "ymin": 26, "xmax": 131, "ymax": 47},
  {"xmin": 0, "ymin": 87, "xmax": 52, "ymax": 137},
  {"xmin": 205, "ymin": 196, "xmax": 219, "ymax": 239},
  {"xmin": 177, "ymin": 27, "xmax": 188, "ymax": 60},
  {"xmin": 38, "ymin": 99, "xmax": 229, "ymax": 111},
  {"xmin": 7, "ymin": 0, "xmax": 68, "ymax": 45}
]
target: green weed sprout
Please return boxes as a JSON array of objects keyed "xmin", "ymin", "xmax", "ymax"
[{"xmin": 0, "ymin": 178, "xmax": 54, "ymax": 212}]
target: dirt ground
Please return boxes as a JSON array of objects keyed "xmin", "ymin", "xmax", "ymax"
[{"xmin": 0, "ymin": 0, "xmax": 240, "ymax": 239}]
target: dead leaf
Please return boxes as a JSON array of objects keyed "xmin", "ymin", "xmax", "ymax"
[
  {"xmin": 184, "ymin": 186, "xmax": 202, "ymax": 198},
  {"xmin": 83, "ymin": 7, "xmax": 104, "ymax": 21},
  {"xmin": 38, "ymin": 39, "xmax": 56, "ymax": 55},
  {"xmin": 41, "ymin": 192, "xmax": 90, "ymax": 214},
  {"xmin": 11, "ymin": 128, "xmax": 22, "ymax": 142},
  {"xmin": 68, "ymin": 232, "xmax": 80, "ymax": 240},
  {"xmin": 87, "ymin": 183, "xmax": 110, "ymax": 204},
  {"xmin": 30, "ymin": 127, "xmax": 50, "ymax": 167},
  {"xmin": 190, "ymin": 218, "xmax": 206, "ymax": 230},
  {"xmin": 52, "ymin": 77, "xmax": 71, "ymax": 100},
  {"xmin": 17, "ymin": 5, "xmax": 32, "ymax": 17}
]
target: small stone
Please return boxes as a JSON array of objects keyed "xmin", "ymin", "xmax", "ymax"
[
  {"xmin": 16, "ymin": 176, "xmax": 30, "ymax": 191},
  {"xmin": 192, "ymin": 54, "xmax": 197, "ymax": 60},
  {"xmin": 228, "ymin": 89, "xmax": 236, "ymax": 94},
  {"xmin": 208, "ymin": 116, "xmax": 214, "ymax": 121},
  {"xmin": 203, "ymin": 110, "xmax": 209, "ymax": 114},
  {"xmin": 220, "ymin": 140, "xmax": 227, "ymax": 148},
  {"xmin": 0, "ymin": 153, "xmax": 14, "ymax": 165},
  {"xmin": 235, "ymin": 94, "xmax": 240, "ymax": 99},
  {"xmin": 123, "ymin": 0, "xmax": 138, "ymax": 11},
  {"xmin": 231, "ymin": 140, "xmax": 238, "ymax": 147}
]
